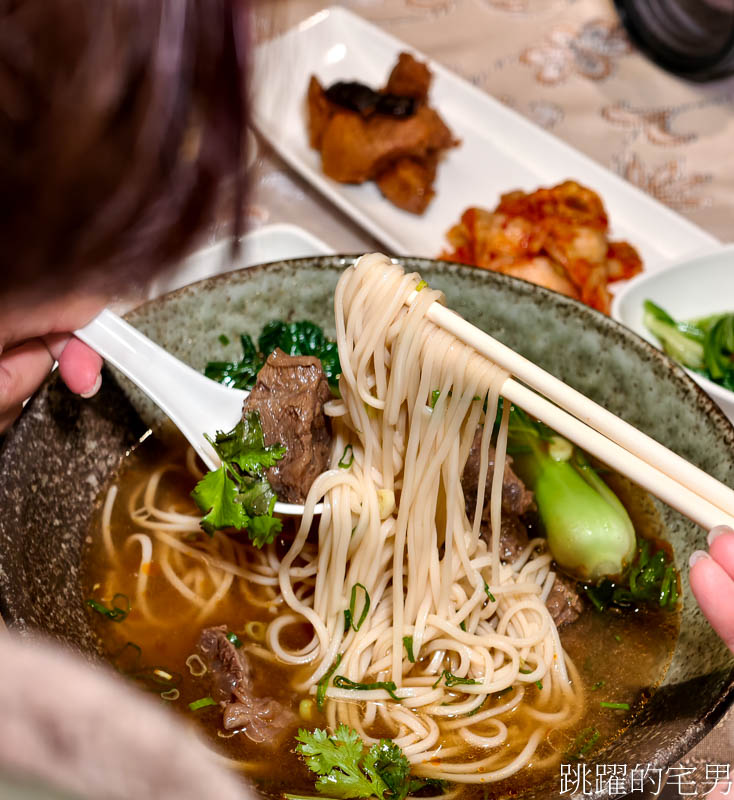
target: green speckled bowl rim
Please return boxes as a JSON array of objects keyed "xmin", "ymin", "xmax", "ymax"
[{"xmin": 1, "ymin": 254, "xmax": 733, "ymax": 800}]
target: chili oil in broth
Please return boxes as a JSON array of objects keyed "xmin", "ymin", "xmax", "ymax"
[{"xmin": 81, "ymin": 433, "xmax": 679, "ymax": 799}]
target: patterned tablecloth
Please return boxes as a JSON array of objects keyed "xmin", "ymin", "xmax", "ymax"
[{"xmin": 246, "ymin": 1, "xmax": 734, "ymax": 798}]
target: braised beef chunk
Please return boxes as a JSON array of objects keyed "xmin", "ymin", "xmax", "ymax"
[
  {"xmin": 222, "ymin": 696, "xmax": 295, "ymax": 738},
  {"xmin": 197, "ymin": 625, "xmax": 251, "ymax": 703},
  {"xmin": 545, "ymin": 573, "xmax": 584, "ymax": 627},
  {"xmin": 462, "ymin": 428, "xmax": 535, "ymax": 518},
  {"xmin": 196, "ymin": 625, "xmax": 297, "ymax": 744},
  {"xmin": 242, "ymin": 348, "xmax": 332, "ymax": 504},
  {"xmin": 498, "ymin": 515, "xmax": 529, "ymax": 563}
]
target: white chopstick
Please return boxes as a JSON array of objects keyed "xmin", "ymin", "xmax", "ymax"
[{"xmin": 412, "ymin": 294, "xmax": 734, "ymax": 532}]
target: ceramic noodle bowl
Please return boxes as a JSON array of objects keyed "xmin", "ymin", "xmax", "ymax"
[{"xmin": 1, "ymin": 256, "xmax": 733, "ymax": 800}]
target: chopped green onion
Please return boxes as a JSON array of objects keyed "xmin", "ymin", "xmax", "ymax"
[
  {"xmin": 467, "ymin": 697, "xmax": 488, "ymax": 716},
  {"xmin": 112, "ymin": 641, "xmax": 142, "ymax": 671},
  {"xmin": 87, "ymin": 593, "xmax": 130, "ymax": 622},
  {"xmin": 338, "ymin": 444, "xmax": 354, "ymax": 469},
  {"xmin": 226, "ymin": 631, "xmax": 243, "ymax": 648},
  {"xmin": 430, "ymin": 389, "xmax": 441, "ymax": 408},
  {"xmin": 566, "ymin": 726, "xmax": 600, "ymax": 760},
  {"xmin": 160, "ymin": 688, "xmax": 180, "ymax": 701},
  {"xmin": 613, "ymin": 634, "xmax": 622, "ymax": 643},
  {"xmin": 189, "ymin": 696, "xmax": 218, "ymax": 711},
  {"xmin": 432, "ymin": 670, "xmax": 479, "ymax": 689},
  {"xmin": 218, "ymin": 334, "xmax": 230, "ymax": 346},
  {"xmin": 535, "ymin": 680, "xmax": 543, "ymax": 690},
  {"xmin": 600, "ymin": 701, "xmax": 630, "ymax": 710},
  {"xmin": 316, "ymin": 654, "xmax": 342, "ymax": 710},
  {"xmin": 591, "ymin": 680, "xmax": 606, "ymax": 690},
  {"xmin": 519, "ymin": 666, "xmax": 532, "ymax": 675},
  {"xmin": 244, "ymin": 620, "xmax": 267, "ymax": 642},
  {"xmin": 343, "ymin": 583, "xmax": 370, "ymax": 632},
  {"xmin": 333, "ymin": 675, "xmax": 400, "ymax": 701},
  {"xmin": 298, "ymin": 698, "xmax": 316, "ymax": 723},
  {"xmin": 483, "ymin": 581, "xmax": 496, "ymax": 603},
  {"xmin": 403, "ymin": 635, "xmax": 415, "ymax": 663},
  {"xmin": 459, "ymin": 620, "xmax": 466, "ymax": 632},
  {"xmin": 129, "ymin": 666, "xmax": 182, "ymax": 691},
  {"xmin": 415, "ymin": 280, "xmax": 428, "ymax": 291}
]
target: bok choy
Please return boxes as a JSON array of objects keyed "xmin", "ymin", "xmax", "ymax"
[{"xmin": 506, "ymin": 408, "xmax": 636, "ymax": 582}]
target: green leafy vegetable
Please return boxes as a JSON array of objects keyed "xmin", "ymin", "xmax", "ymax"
[
  {"xmin": 191, "ymin": 411, "xmax": 285, "ymax": 545},
  {"xmin": 226, "ymin": 631, "xmax": 243, "ymax": 648},
  {"xmin": 432, "ymin": 670, "xmax": 479, "ymax": 689},
  {"xmin": 87, "ymin": 593, "xmax": 130, "ymax": 622},
  {"xmin": 205, "ymin": 320, "xmax": 341, "ymax": 391},
  {"xmin": 505, "ymin": 406, "xmax": 636, "ymax": 582},
  {"xmin": 343, "ymin": 583, "xmax": 371, "ymax": 632},
  {"xmin": 189, "ymin": 696, "xmax": 218, "ymax": 711},
  {"xmin": 584, "ymin": 539, "xmax": 679, "ymax": 611},
  {"xmin": 295, "ymin": 725, "xmax": 445, "ymax": 800},
  {"xmin": 643, "ymin": 300, "xmax": 734, "ymax": 391},
  {"xmin": 333, "ymin": 676, "xmax": 400, "ymax": 701}
]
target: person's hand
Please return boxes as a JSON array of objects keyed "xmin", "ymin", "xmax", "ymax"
[
  {"xmin": 0, "ymin": 291, "xmax": 106, "ymax": 433},
  {"xmin": 690, "ymin": 525, "xmax": 734, "ymax": 655}
]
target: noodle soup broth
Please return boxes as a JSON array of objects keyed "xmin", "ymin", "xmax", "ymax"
[{"xmin": 82, "ymin": 431, "xmax": 678, "ymax": 799}]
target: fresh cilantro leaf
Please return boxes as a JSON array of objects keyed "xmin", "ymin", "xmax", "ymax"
[
  {"xmin": 247, "ymin": 513, "xmax": 283, "ymax": 549},
  {"xmin": 296, "ymin": 725, "xmax": 447, "ymax": 800},
  {"xmin": 296, "ymin": 725, "xmax": 385, "ymax": 799},
  {"xmin": 365, "ymin": 740, "xmax": 410, "ymax": 800},
  {"xmin": 207, "ymin": 412, "xmax": 285, "ymax": 473},
  {"xmin": 191, "ymin": 466, "xmax": 250, "ymax": 535},
  {"xmin": 191, "ymin": 411, "xmax": 285, "ymax": 546},
  {"xmin": 238, "ymin": 474, "xmax": 278, "ymax": 517}
]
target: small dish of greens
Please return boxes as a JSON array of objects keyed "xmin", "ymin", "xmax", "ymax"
[{"xmin": 611, "ymin": 244, "xmax": 734, "ymax": 424}]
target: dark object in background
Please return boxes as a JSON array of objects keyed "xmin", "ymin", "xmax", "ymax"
[{"xmin": 615, "ymin": 0, "xmax": 734, "ymax": 81}]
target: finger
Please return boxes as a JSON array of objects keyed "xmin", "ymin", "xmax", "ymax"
[
  {"xmin": 0, "ymin": 403, "xmax": 23, "ymax": 434},
  {"xmin": 690, "ymin": 553, "xmax": 734, "ymax": 654},
  {"xmin": 708, "ymin": 527, "xmax": 734, "ymax": 584},
  {"xmin": 0, "ymin": 340, "xmax": 54, "ymax": 411},
  {"xmin": 55, "ymin": 336, "xmax": 103, "ymax": 397}
]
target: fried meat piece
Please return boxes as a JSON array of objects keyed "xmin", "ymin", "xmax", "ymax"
[
  {"xmin": 320, "ymin": 105, "xmax": 453, "ymax": 184},
  {"xmin": 307, "ymin": 52, "xmax": 457, "ymax": 213},
  {"xmin": 307, "ymin": 75, "xmax": 336, "ymax": 150},
  {"xmin": 384, "ymin": 52, "xmax": 431, "ymax": 101},
  {"xmin": 376, "ymin": 154, "xmax": 437, "ymax": 214}
]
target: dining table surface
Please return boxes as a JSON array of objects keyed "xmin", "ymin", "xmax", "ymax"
[{"xmin": 2, "ymin": 0, "xmax": 733, "ymax": 798}]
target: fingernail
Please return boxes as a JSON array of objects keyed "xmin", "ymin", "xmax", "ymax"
[
  {"xmin": 690, "ymin": 550, "xmax": 711, "ymax": 568},
  {"xmin": 80, "ymin": 374, "xmax": 102, "ymax": 399},
  {"xmin": 708, "ymin": 525, "xmax": 734, "ymax": 547}
]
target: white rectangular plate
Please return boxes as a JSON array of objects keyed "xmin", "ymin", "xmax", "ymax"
[{"xmin": 252, "ymin": 7, "xmax": 719, "ymax": 274}]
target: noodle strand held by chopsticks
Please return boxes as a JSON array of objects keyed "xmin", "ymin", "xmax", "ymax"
[{"xmin": 106, "ymin": 253, "xmax": 582, "ymax": 784}]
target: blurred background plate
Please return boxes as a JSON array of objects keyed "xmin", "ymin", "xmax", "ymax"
[{"xmin": 611, "ymin": 244, "xmax": 734, "ymax": 424}]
